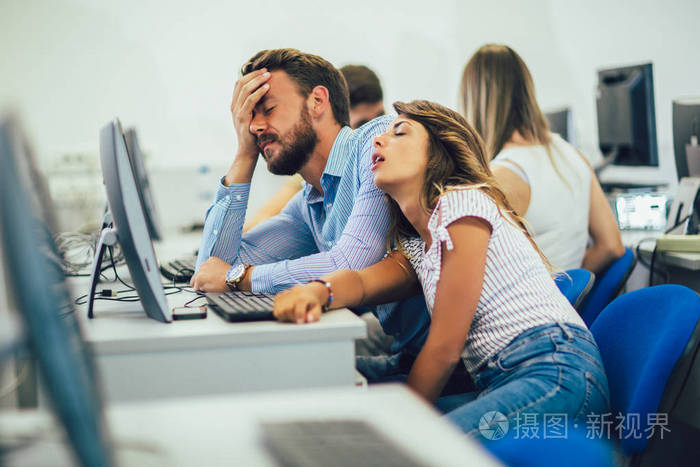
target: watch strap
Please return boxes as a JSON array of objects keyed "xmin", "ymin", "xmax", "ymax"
[{"xmin": 226, "ymin": 264, "xmax": 250, "ymax": 291}]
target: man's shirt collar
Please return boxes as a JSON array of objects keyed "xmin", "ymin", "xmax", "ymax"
[
  {"xmin": 323, "ymin": 126, "xmax": 352, "ymax": 178},
  {"xmin": 302, "ymin": 126, "xmax": 352, "ymax": 202}
]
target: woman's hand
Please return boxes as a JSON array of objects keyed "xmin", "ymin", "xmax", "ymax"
[
  {"xmin": 272, "ymin": 251, "xmax": 419, "ymax": 325},
  {"xmin": 273, "ymin": 282, "xmax": 329, "ymax": 324}
]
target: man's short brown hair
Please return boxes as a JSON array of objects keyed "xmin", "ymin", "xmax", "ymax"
[{"xmin": 242, "ymin": 49, "xmax": 350, "ymax": 127}]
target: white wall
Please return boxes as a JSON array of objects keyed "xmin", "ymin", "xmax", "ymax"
[
  {"xmin": 1, "ymin": 0, "xmax": 699, "ymax": 228},
  {"xmin": 549, "ymin": 0, "xmax": 700, "ymax": 184},
  {"xmin": 0, "ymin": 0, "xmax": 464, "ymax": 170}
]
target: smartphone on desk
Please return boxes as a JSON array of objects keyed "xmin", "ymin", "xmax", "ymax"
[{"xmin": 172, "ymin": 305, "xmax": 207, "ymax": 320}]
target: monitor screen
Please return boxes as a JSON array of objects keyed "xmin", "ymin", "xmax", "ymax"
[
  {"xmin": 124, "ymin": 128, "xmax": 163, "ymax": 241},
  {"xmin": 596, "ymin": 63, "xmax": 658, "ymax": 167},
  {"xmin": 545, "ymin": 107, "xmax": 571, "ymax": 143},
  {"xmin": 98, "ymin": 120, "xmax": 171, "ymax": 322},
  {"xmin": 0, "ymin": 114, "xmax": 114, "ymax": 466},
  {"xmin": 615, "ymin": 192, "xmax": 668, "ymax": 230},
  {"xmin": 672, "ymin": 97, "xmax": 700, "ymax": 180}
]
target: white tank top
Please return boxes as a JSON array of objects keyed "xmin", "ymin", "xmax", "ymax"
[{"xmin": 491, "ymin": 134, "xmax": 591, "ymax": 270}]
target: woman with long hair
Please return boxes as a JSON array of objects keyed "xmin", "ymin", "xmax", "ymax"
[
  {"xmin": 273, "ymin": 100, "xmax": 609, "ymax": 435},
  {"xmin": 460, "ymin": 44, "xmax": 624, "ymax": 274}
]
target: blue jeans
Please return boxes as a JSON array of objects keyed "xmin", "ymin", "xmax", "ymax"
[{"xmin": 445, "ymin": 323, "xmax": 610, "ymax": 437}]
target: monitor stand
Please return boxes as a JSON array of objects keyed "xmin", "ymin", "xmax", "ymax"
[
  {"xmin": 87, "ymin": 225, "xmax": 117, "ymax": 319},
  {"xmin": 593, "ymin": 147, "xmax": 619, "ymax": 176}
]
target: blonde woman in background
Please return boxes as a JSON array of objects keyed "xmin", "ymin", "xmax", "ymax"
[{"xmin": 460, "ymin": 44, "xmax": 624, "ymax": 274}]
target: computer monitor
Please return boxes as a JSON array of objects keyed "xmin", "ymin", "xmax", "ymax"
[
  {"xmin": 88, "ymin": 119, "xmax": 171, "ymax": 322},
  {"xmin": 545, "ymin": 107, "xmax": 572, "ymax": 143},
  {"xmin": 672, "ymin": 97, "xmax": 700, "ymax": 180},
  {"xmin": 596, "ymin": 62, "xmax": 658, "ymax": 167},
  {"xmin": 124, "ymin": 128, "xmax": 163, "ymax": 241},
  {"xmin": 0, "ymin": 115, "xmax": 114, "ymax": 466}
]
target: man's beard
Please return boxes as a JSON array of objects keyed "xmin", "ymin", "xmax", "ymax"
[{"xmin": 259, "ymin": 107, "xmax": 318, "ymax": 176}]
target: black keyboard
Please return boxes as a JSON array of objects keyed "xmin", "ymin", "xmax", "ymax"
[
  {"xmin": 205, "ymin": 291, "xmax": 276, "ymax": 322},
  {"xmin": 160, "ymin": 257, "xmax": 196, "ymax": 282},
  {"xmin": 261, "ymin": 419, "xmax": 428, "ymax": 467}
]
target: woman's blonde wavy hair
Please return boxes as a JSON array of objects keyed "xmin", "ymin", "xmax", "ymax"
[
  {"xmin": 387, "ymin": 99, "xmax": 553, "ymax": 273},
  {"xmin": 459, "ymin": 44, "xmax": 573, "ymax": 190}
]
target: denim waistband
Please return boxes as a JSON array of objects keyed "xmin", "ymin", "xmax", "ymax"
[
  {"xmin": 508, "ymin": 322, "xmax": 593, "ymax": 343},
  {"xmin": 471, "ymin": 322, "xmax": 601, "ymax": 389},
  {"xmin": 472, "ymin": 322, "xmax": 596, "ymax": 373}
]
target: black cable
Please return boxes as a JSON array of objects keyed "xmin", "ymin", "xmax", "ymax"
[
  {"xmin": 74, "ymin": 263, "xmax": 197, "ymax": 307},
  {"xmin": 635, "ymin": 238, "xmax": 658, "ymax": 269},
  {"xmin": 75, "ymin": 285, "xmax": 192, "ymax": 306},
  {"xmin": 643, "ymin": 213, "xmax": 693, "ymax": 286},
  {"xmin": 665, "ymin": 213, "xmax": 692, "ymax": 235},
  {"xmin": 647, "ymin": 244, "xmax": 670, "ymax": 286},
  {"xmin": 74, "ymin": 290, "xmax": 138, "ymax": 306},
  {"xmin": 168, "ymin": 266, "xmax": 197, "ymax": 292},
  {"xmin": 183, "ymin": 294, "xmax": 207, "ymax": 308},
  {"xmin": 649, "ymin": 244, "xmax": 658, "ymax": 286},
  {"xmin": 108, "ymin": 247, "xmax": 135, "ymax": 291},
  {"xmin": 73, "ymin": 245, "xmax": 135, "ymax": 307}
]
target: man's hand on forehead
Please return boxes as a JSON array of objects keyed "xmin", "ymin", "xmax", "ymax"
[{"xmin": 229, "ymin": 67, "xmax": 272, "ymax": 161}]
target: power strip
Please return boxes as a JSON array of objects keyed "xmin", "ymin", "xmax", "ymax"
[{"xmin": 656, "ymin": 234, "xmax": 700, "ymax": 253}]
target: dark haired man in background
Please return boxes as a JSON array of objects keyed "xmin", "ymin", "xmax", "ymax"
[{"xmin": 340, "ymin": 64, "xmax": 385, "ymax": 128}]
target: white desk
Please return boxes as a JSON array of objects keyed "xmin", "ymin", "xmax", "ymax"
[
  {"xmin": 0, "ymin": 385, "xmax": 500, "ymax": 467},
  {"xmin": 67, "ymin": 234, "xmax": 367, "ymax": 402},
  {"xmin": 622, "ymin": 230, "xmax": 700, "ymax": 292}
]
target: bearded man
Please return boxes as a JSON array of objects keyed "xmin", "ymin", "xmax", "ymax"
[{"xmin": 191, "ymin": 49, "xmax": 430, "ymax": 381}]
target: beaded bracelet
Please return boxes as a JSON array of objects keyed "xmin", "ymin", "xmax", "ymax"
[{"xmin": 308, "ymin": 279, "xmax": 334, "ymax": 311}]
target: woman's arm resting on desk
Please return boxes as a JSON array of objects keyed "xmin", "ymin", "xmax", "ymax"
[
  {"xmin": 273, "ymin": 251, "xmax": 420, "ymax": 324},
  {"xmin": 582, "ymin": 171, "xmax": 625, "ymax": 274},
  {"xmin": 407, "ymin": 217, "xmax": 489, "ymax": 403}
]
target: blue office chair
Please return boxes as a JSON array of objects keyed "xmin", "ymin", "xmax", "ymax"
[
  {"xmin": 589, "ymin": 285, "xmax": 700, "ymax": 459},
  {"xmin": 483, "ymin": 425, "xmax": 615, "ymax": 467},
  {"xmin": 580, "ymin": 247, "xmax": 636, "ymax": 326},
  {"xmin": 554, "ymin": 269, "xmax": 595, "ymax": 310}
]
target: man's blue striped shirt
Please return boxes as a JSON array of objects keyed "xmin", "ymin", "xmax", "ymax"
[{"xmin": 195, "ymin": 116, "xmax": 429, "ymax": 352}]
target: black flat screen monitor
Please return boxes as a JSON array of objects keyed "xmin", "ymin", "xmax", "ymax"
[
  {"xmin": 596, "ymin": 62, "xmax": 658, "ymax": 167},
  {"xmin": 545, "ymin": 107, "xmax": 571, "ymax": 142},
  {"xmin": 672, "ymin": 97, "xmax": 700, "ymax": 180},
  {"xmin": 96, "ymin": 119, "xmax": 171, "ymax": 322},
  {"xmin": 124, "ymin": 128, "xmax": 163, "ymax": 241},
  {"xmin": 0, "ymin": 115, "xmax": 114, "ymax": 466}
]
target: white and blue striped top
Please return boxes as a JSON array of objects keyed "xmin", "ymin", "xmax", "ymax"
[
  {"xmin": 402, "ymin": 187, "xmax": 585, "ymax": 373},
  {"xmin": 195, "ymin": 116, "xmax": 431, "ymax": 351}
]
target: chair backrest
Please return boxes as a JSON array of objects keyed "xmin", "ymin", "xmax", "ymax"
[
  {"xmin": 636, "ymin": 313, "xmax": 700, "ymax": 465},
  {"xmin": 590, "ymin": 285, "xmax": 700, "ymax": 455},
  {"xmin": 580, "ymin": 247, "xmax": 636, "ymax": 326},
  {"xmin": 554, "ymin": 269, "xmax": 595, "ymax": 310}
]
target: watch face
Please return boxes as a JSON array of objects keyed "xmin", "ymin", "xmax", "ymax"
[{"xmin": 227, "ymin": 263, "xmax": 245, "ymax": 282}]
